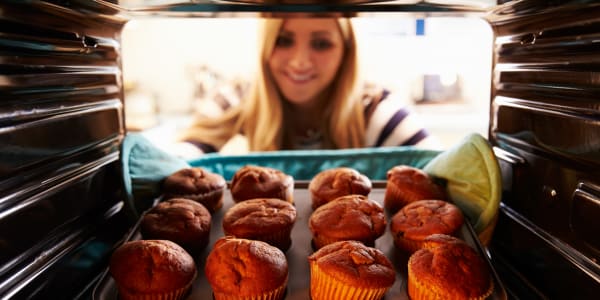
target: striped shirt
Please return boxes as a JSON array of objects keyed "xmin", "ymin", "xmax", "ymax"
[
  {"xmin": 186, "ymin": 86, "xmax": 438, "ymax": 153},
  {"xmin": 364, "ymin": 89, "xmax": 434, "ymax": 148}
]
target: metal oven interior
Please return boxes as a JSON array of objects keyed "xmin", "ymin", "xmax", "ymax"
[{"xmin": 0, "ymin": 1, "xmax": 598, "ymax": 299}]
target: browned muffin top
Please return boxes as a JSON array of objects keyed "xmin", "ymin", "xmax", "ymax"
[
  {"xmin": 230, "ymin": 165, "xmax": 294, "ymax": 203},
  {"xmin": 223, "ymin": 198, "xmax": 297, "ymax": 235},
  {"xmin": 408, "ymin": 240, "xmax": 493, "ymax": 298},
  {"xmin": 384, "ymin": 165, "xmax": 446, "ymax": 210},
  {"xmin": 391, "ymin": 199, "xmax": 464, "ymax": 240},
  {"xmin": 309, "ymin": 194, "xmax": 386, "ymax": 240},
  {"xmin": 109, "ymin": 240, "xmax": 197, "ymax": 294},
  {"xmin": 205, "ymin": 237, "xmax": 288, "ymax": 296},
  {"xmin": 140, "ymin": 198, "xmax": 211, "ymax": 246},
  {"xmin": 386, "ymin": 166, "xmax": 445, "ymax": 197},
  {"xmin": 309, "ymin": 167, "xmax": 372, "ymax": 209},
  {"xmin": 163, "ymin": 167, "xmax": 226, "ymax": 196},
  {"xmin": 308, "ymin": 240, "xmax": 395, "ymax": 288}
]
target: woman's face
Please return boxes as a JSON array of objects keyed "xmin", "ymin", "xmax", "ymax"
[{"xmin": 268, "ymin": 18, "xmax": 345, "ymax": 109}]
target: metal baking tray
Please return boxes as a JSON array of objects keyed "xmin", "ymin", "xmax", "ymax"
[{"xmin": 93, "ymin": 181, "xmax": 507, "ymax": 300}]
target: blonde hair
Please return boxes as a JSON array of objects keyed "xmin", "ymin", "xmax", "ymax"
[{"xmin": 180, "ymin": 17, "xmax": 365, "ymax": 152}]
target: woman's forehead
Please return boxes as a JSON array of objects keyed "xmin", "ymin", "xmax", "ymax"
[{"xmin": 280, "ymin": 18, "xmax": 340, "ymax": 34}]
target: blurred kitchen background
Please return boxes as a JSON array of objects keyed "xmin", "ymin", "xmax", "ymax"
[{"xmin": 121, "ymin": 15, "xmax": 493, "ymax": 155}]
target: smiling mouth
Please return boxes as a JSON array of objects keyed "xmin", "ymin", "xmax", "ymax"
[{"xmin": 287, "ymin": 72, "xmax": 313, "ymax": 83}]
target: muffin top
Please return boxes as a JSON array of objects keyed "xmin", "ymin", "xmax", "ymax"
[
  {"xmin": 223, "ymin": 198, "xmax": 297, "ymax": 235},
  {"xmin": 230, "ymin": 165, "xmax": 294, "ymax": 203},
  {"xmin": 385, "ymin": 165, "xmax": 446, "ymax": 201},
  {"xmin": 408, "ymin": 239, "xmax": 493, "ymax": 298},
  {"xmin": 308, "ymin": 240, "xmax": 395, "ymax": 288},
  {"xmin": 163, "ymin": 167, "xmax": 226, "ymax": 196},
  {"xmin": 421, "ymin": 233, "xmax": 465, "ymax": 250},
  {"xmin": 140, "ymin": 198, "xmax": 211, "ymax": 241},
  {"xmin": 390, "ymin": 199, "xmax": 464, "ymax": 240},
  {"xmin": 205, "ymin": 237, "xmax": 288, "ymax": 296},
  {"xmin": 109, "ymin": 240, "xmax": 197, "ymax": 294},
  {"xmin": 309, "ymin": 194, "xmax": 386, "ymax": 240},
  {"xmin": 309, "ymin": 167, "xmax": 372, "ymax": 209}
]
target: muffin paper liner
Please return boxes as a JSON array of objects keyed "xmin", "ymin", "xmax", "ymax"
[
  {"xmin": 212, "ymin": 276, "xmax": 288, "ymax": 300},
  {"xmin": 183, "ymin": 190, "xmax": 224, "ymax": 212},
  {"xmin": 116, "ymin": 274, "xmax": 195, "ymax": 300},
  {"xmin": 312, "ymin": 234, "xmax": 375, "ymax": 250},
  {"xmin": 393, "ymin": 236, "xmax": 423, "ymax": 254},
  {"xmin": 310, "ymin": 262, "xmax": 389, "ymax": 300},
  {"xmin": 384, "ymin": 187, "xmax": 413, "ymax": 211},
  {"xmin": 312, "ymin": 234, "xmax": 340, "ymax": 249},
  {"xmin": 260, "ymin": 228, "xmax": 293, "ymax": 251}
]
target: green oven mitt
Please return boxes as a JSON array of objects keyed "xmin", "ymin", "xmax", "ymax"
[
  {"xmin": 423, "ymin": 133, "xmax": 502, "ymax": 243},
  {"xmin": 121, "ymin": 133, "xmax": 189, "ymax": 217}
]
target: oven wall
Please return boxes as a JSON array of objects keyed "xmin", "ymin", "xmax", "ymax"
[
  {"xmin": 2, "ymin": 0, "xmax": 599, "ymax": 299},
  {"xmin": 0, "ymin": 1, "xmax": 131, "ymax": 298},
  {"xmin": 486, "ymin": 0, "xmax": 600, "ymax": 298}
]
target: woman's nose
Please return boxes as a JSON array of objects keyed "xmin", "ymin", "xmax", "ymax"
[{"xmin": 289, "ymin": 45, "xmax": 312, "ymax": 70}]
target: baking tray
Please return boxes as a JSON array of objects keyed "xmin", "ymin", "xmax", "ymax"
[{"xmin": 93, "ymin": 181, "xmax": 507, "ymax": 300}]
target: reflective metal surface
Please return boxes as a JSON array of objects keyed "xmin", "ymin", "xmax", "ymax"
[
  {"xmin": 486, "ymin": 0, "xmax": 600, "ymax": 297},
  {"xmin": 0, "ymin": 1, "xmax": 130, "ymax": 298},
  {"xmin": 70, "ymin": 0, "xmax": 490, "ymax": 17},
  {"xmin": 1, "ymin": 0, "xmax": 599, "ymax": 298}
]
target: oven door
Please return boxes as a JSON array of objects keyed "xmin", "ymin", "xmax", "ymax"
[
  {"xmin": 486, "ymin": 1, "xmax": 600, "ymax": 298},
  {"xmin": 0, "ymin": 1, "xmax": 132, "ymax": 299}
]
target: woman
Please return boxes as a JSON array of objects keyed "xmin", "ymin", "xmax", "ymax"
[{"xmin": 179, "ymin": 17, "xmax": 439, "ymax": 154}]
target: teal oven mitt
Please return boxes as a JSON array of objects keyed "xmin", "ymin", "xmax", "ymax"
[
  {"xmin": 120, "ymin": 133, "xmax": 190, "ymax": 217},
  {"xmin": 189, "ymin": 147, "xmax": 441, "ymax": 181},
  {"xmin": 423, "ymin": 133, "xmax": 502, "ymax": 245}
]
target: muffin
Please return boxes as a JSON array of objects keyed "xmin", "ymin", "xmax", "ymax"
[
  {"xmin": 384, "ymin": 165, "xmax": 446, "ymax": 214},
  {"xmin": 408, "ymin": 237, "xmax": 493, "ymax": 300},
  {"xmin": 109, "ymin": 240, "xmax": 197, "ymax": 300},
  {"xmin": 162, "ymin": 167, "xmax": 226, "ymax": 213},
  {"xmin": 205, "ymin": 236, "xmax": 288, "ymax": 300},
  {"xmin": 230, "ymin": 165, "xmax": 294, "ymax": 204},
  {"xmin": 308, "ymin": 240, "xmax": 396, "ymax": 300},
  {"xmin": 140, "ymin": 198, "xmax": 211, "ymax": 256},
  {"xmin": 421, "ymin": 233, "xmax": 465, "ymax": 250},
  {"xmin": 309, "ymin": 194, "xmax": 386, "ymax": 249},
  {"xmin": 223, "ymin": 198, "xmax": 297, "ymax": 251},
  {"xmin": 390, "ymin": 199, "xmax": 464, "ymax": 254},
  {"xmin": 308, "ymin": 167, "xmax": 372, "ymax": 209}
]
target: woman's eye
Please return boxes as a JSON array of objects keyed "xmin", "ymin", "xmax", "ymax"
[
  {"xmin": 275, "ymin": 36, "xmax": 293, "ymax": 48},
  {"xmin": 311, "ymin": 39, "xmax": 333, "ymax": 51}
]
